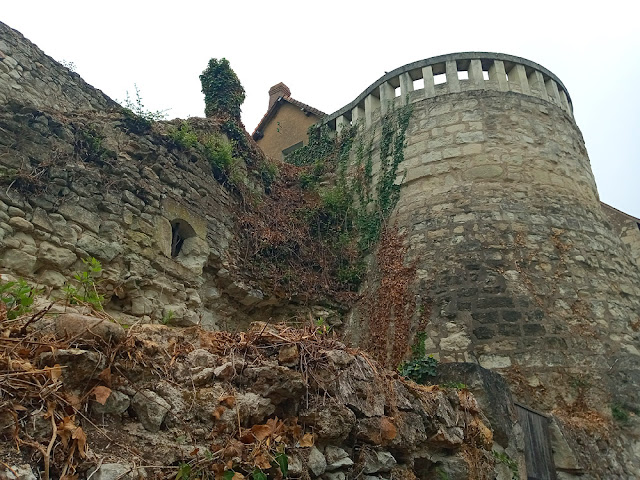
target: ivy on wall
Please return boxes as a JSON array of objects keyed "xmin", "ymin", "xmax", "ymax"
[{"xmin": 200, "ymin": 58, "xmax": 246, "ymax": 121}]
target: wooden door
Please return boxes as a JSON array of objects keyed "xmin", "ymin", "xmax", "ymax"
[{"xmin": 515, "ymin": 403, "xmax": 557, "ymax": 480}]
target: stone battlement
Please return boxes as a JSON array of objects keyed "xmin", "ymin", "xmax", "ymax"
[{"xmin": 325, "ymin": 52, "xmax": 573, "ymax": 131}]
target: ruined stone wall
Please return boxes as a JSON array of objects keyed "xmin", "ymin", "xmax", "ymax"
[
  {"xmin": 0, "ymin": 21, "xmax": 118, "ymax": 112},
  {"xmin": 327, "ymin": 53, "xmax": 640, "ymax": 478},
  {"xmin": 602, "ymin": 202, "xmax": 640, "ymax": 269},
  {"xmin": 0, "ymin": 22, "xmax": 295, "ymax": 330}
]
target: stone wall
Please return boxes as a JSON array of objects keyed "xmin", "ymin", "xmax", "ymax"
[
  {"xmin": 0, "ymin": 106, "xmax": 270, "ymax": 328},
  {"xmin": 602, "ymin": 202, "xmax": 640, "ymax": 268}
]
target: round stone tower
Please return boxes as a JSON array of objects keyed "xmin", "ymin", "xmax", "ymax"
[{"xmin": 326, "ymin": 52, "xmax": 640, "ymax": 475}]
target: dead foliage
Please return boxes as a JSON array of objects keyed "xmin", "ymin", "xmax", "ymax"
[
  {"xmin": 237, "ymin": 160, "xmax": 360, "ymax": 307},
  {"xmin": 362, "ymin": 227, "xmax": 417, "ymax": 368},
  {"xmin": 2, "ymin": 297, "xmax": 496, "ymax": 480},
  {"xmin": 0, "ymin": 308, "xmax": 354, "ymax": 479}
]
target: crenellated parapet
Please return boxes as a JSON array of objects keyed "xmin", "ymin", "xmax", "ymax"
[{"xmin": 324, "ymin": 52, "xmax": 573, "ymax": 131}]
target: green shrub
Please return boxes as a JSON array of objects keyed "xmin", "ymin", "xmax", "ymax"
[
  {"xmin": 337, "ymin": 263, "xmax": 364, "ymax": 289},
  {"xmin": 204, "ymin": 134, "xmax": 235, "ymax": 174},
  {"xmin": 169, "ymin": 122, "xmax": 199, "ymax": 150}
]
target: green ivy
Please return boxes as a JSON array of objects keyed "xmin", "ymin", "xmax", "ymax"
[
  {"xmin": 200, "ymin": 58, "xmax": 245, "ymax": 121},
  {"xmin": 279, "ymin": 102, "xmax": 413, "ymax": 291},
  {"xmin": 398, "ymin": 356, "xmax": 438, "ymax": 384}
]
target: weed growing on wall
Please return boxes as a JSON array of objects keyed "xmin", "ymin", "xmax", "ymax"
[
  {"xmin": 63, "ymin": 257, "xmax": 105, "ymax": 311},
  {"xmin": 0, "ymin": 279, "xmax": 39, "ymax": 320},
  {"xmin": 75, "ymin": 126, "xmax": 116, "ymax": 164},
  {"xmin": 121, "ymin": 84, "xmax": 168, "ymax": 133},
  {"xmin": 122, "ymin": 84, "xmax": 168, "ymax": 122},
  {"xmin": 168, "ymin": 122, "xmax": 199, "ymax": 149}
]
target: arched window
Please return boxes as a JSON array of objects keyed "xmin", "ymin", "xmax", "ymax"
[{"xmin": 170, "ymin": 219, "xmax": 196, "ymax": 258}]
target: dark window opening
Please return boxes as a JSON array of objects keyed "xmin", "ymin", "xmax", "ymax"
[
  {"xmin": 637, "ymin": 222, "xmax": 640, "ymax": 231},
  {"xmin": 170, "ymin": 220, "xmax": 196, "ymax": 258},
  {"xmin": 282, "ymin": 141, "xmax": 303, "ymax": 160}
]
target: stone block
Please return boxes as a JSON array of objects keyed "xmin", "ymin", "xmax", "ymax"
[
  {"xmin": 37, "ymin": 270, "xmax": 67, "ymax": 288},
  {"xmin": 8, "ymin": 216, "xmax": 33, "ymax": 232},
  {"xmin": 58, "ymin": 203, "xmax": 101, "ymax": 233},
  {"xmin": 1, "ymin": 249, "xmax": 37, "ymax": 275},
  {"xmin": 77, "ymin": 233, "xmax": 122, "ymax": 261},
  {"xmin": 37, "ymin": 241, "xmax": 76, "ymax": 268},
  {"xmin": 464, "ymin": 165, "xmax": 503, "ymax": 180}
]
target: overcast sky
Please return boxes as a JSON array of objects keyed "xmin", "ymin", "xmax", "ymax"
[{"xmin": 3, "ymin": 1, "xmax": 638, "ymax": 217}]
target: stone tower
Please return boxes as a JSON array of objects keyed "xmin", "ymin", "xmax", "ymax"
[{"xmin": 324, "ymin": 52, "xmax": 640, "ymax": 475}]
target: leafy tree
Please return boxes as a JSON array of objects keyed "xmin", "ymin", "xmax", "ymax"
[{"xmin": 200, "ymin": 58, "xmax": 245, "ymax": 120}]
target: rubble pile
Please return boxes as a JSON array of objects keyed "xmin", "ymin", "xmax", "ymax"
[{"xmin": 0, "ymin": 309, "xmax": 498, "ymax": 479}]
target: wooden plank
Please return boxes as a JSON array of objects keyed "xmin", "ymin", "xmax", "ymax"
[{"xmin": 516, "ymin": 405, "xmax": 557, "ymax": 480}]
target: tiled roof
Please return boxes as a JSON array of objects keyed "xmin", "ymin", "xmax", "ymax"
[{"xmin": 252, "ymin": 95, "xmax": 326, "ymax": 139}]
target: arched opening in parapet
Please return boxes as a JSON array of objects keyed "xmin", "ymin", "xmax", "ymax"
[{"xmin": 170, "ymin": 219, "xmax": 196, "ymax": 258}]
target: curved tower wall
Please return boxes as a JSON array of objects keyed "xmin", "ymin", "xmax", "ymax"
[{"xmin": 326, "ymin": 53, "xmax": 640, "ymax": 420}]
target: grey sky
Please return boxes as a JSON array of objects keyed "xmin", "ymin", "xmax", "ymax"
[{"xmin": 3, "ymin": 1, "xmax": 638, "ymax": 217}]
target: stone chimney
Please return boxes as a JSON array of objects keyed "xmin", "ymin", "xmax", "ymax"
[{"xmin": 268, "ymin": 82, "xmax": 291, "ymax": 109}]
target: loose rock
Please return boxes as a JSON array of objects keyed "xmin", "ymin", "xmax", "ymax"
[{"xmin": 131, "ymin": 389, "xmax": 171, "ymax": 432}]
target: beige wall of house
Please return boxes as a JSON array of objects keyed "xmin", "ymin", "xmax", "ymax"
[{"xmin": 256, "ymin": 102, "xmax": 320, "ymax": 160}]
